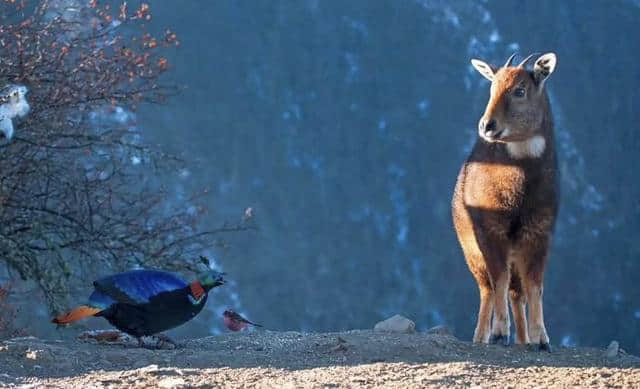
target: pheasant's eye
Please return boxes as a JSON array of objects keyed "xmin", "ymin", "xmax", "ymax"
[{"xmin": 513, "ymin": 87, "xmax": 526, "ymax": 98}]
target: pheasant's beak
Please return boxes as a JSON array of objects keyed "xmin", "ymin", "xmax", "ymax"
[{"xmin": 214, "ymin": 272, "xmax": 226, "ymax": 287}]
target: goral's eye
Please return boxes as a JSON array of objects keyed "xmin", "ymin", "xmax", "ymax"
[{"xmin": 513, "ymin": 87, "xmax": 526, "ymax": 98}]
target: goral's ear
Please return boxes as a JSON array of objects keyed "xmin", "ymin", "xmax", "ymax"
[
  {"xmin": 471, "ymin": 59, "xmax": 496, "ymax": 82},
  {"xmin": 533, "ymin": 53, "xmax": 557, "ymax": 89}
]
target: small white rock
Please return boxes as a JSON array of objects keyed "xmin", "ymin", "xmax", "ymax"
[
  {"xmin": 426, "ymin": 325, "xmax": 452, "ymax": 336},
  {"xmin": 605, "ymin": 340, "xmax": 619, "ymax": 358},
  {"xmin": 138, "ymin": 364, "xmax": 159, "ymax": 372},
  {"xmin": 374, "ymin": 314, "xmax": 415, "ymax": 334},
  {"xmin": 157, "ymin": 377, "xmax": 185, "ymax": 388}
]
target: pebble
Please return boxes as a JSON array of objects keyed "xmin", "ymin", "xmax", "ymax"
[
  {"xmin": 157, "ymin": 377, "xmax": 185, "ymax": 388},
  {"xmin": 374, "ymin": 314, "xmax": 415, "ymax": 334},
  {"xmin": 426, "ymin": 325, "xmax": 452, "ymax": 336},
  {"xmin": 104, "ymin": 352, "xmax": 132, "ymax": 366},
  {"xmin": 605, "ymin": 341, "xmax": 619, "ymax": 359},
  {"xmin": 25, "ymin": 349, "xmax": 55, "ymax": 363},
  {"xmin": 330, "ymin": 343, "xmax": 348, "ymax": 353}
]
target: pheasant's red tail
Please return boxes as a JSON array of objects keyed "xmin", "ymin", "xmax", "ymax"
[{"xmin": 51, "ymin": 305, "xmax": 102, "ymax": 324}]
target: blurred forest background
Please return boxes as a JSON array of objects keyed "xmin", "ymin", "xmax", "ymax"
[{"xmin": 1, "ymin": 1, "xmax": 639, "ymax": 354}]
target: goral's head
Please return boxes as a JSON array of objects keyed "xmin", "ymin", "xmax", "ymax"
[{"xmin": 471, "ymin": 53, "xmax": 557, "ymax": 145}]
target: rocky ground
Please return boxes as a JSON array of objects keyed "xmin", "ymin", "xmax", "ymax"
[{"xmin": 1, "ymin": 328, "xmax": 639, "ymax": 388}]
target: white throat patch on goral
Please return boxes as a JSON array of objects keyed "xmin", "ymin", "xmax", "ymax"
[{"xmin": 506, "ymin": 135, "xmax": 546, "ymax": 159}]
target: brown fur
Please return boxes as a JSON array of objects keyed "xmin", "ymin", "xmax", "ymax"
[{"xmin": 452, "ymin": 53, "xmax": 558, "ymax": 348}]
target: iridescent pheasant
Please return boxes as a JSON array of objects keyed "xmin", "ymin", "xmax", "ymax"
[{"xmin": 52, "ymin": 269, "xmax": 226, "ymax": 348}]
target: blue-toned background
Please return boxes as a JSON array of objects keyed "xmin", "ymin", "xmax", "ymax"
[{"xmin": 8, "ymin": 1, "xmax": 640, "ymax": 353}]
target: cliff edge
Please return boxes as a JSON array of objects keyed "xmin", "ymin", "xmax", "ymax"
[{"xmin": 1, "ymin": 330, "xmax": 639, "ymax": 388}]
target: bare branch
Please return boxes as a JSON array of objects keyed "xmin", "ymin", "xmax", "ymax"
[{"xmin": 0, "ymin": 1, "xmax": 248, "ymax": 314}]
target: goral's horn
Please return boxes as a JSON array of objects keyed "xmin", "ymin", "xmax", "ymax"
[
  {"xmin": 518, "ymin": 53, "xmax": 540, "ymax": 68},
  {"xmin": 503, "ymin": 52, "xmax": 518, "ymax": 68}
]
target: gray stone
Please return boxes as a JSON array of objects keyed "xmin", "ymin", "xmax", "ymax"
[
  {"xmin": 25, "ymin": 348, "xmax": 55, "ymax": 363},
  {"xmin": 374, "ymin": 314, "xmax": 415, "ymax": 334},
  {"xmin": 104, "ymin": 352, "xmax": 132, "ymax": 366},
  {"xmin": 426, "ymin": 325, "xmax": 452, "ymax": 336},
  {"xmin": 157, "ymin": 377, "xmax": 185, "ymax": 388},
  {"xmin": 605, "ymin": 340, "xmax": 619, "ymax": 358}
]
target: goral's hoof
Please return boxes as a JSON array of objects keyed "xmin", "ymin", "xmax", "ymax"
[
  {"xmin": 489, "ymin": 334, "xmax": 510, "ymax": 346},
  {"xmin": 528, "ymin": 342, "xmax": 552, "ymax": 353}
]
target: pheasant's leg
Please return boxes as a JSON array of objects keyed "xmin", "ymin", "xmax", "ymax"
[
  {"xmin": 135, "ymin": 336, "xmax": 169, "ymax": 349},
  {"xmin": 153, "ymin": 333, "xmax": 180, "ymax": 349}
]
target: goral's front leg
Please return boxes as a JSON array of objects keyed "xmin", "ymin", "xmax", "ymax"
[{"xmin": 525, "ymin": 279, "xmax": 551, "ymax": 353}]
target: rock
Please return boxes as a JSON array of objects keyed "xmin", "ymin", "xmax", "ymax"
[
  {"xmin": 157, "ymin": 377, "xmax": 185, "ymax": 388},
  {"xmin": 104, "ymin": 352, "xmax": 132, "ymax": 366},
  {"xmin": 605, "ymin": 341, "xmax": 619, "ymax": 359},
  {"xmin": 374, "ymin": 314, "xmax": 415, "ymax": 334},
  {"xmin": 426, "ymin": 325, "xmax": 452, "ymax": 336},
  {"xmin": 330, "ymin": 343, "xmax": 349, "ymax": 353},
  {"xmin": 24, "ymin": 348, "xmax": 55, "ymax": 363},
  {"xmin": 138, "ymin": 364, "xmax": 160, "ymax": 372},
  {"xmin": 77, "ymin": 330, "xmax": 131, "ymax": 345}
]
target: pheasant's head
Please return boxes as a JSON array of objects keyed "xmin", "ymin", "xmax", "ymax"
[{"xmin": 198, "ymin": 270, "xmax": 226, "ymax": 291}]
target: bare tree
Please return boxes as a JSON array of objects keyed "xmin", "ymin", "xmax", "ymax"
[{"xmin": 0, "ymin": 1, "xmax": 253, "ymax": 313}]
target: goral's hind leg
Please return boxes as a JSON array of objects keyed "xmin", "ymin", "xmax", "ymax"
[{"xmin": 509, "ymin": 270, "xmax": 529, "ymax": 345}]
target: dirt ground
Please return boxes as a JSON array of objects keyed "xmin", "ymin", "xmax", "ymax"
[{"xmin": 1, "ymin": 329, "xmax": 639, "ymax": 388}]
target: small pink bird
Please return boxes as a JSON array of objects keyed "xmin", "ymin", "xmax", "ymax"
[{"xmin": 223, "ymin": 310, "xmax": 262, "ymax": 332}]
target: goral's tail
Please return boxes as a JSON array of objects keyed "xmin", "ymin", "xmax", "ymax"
[{"xmin": 51, "ymin": 305, "xmax": 102, "ymax": 324}]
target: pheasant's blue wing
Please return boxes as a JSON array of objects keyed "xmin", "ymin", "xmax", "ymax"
[
  {"xmin": 93, "ymin": 270, "xmax": 188, "ymax": 305},
  {"xmin": 87, "ymin": 289, "xmax": 117, "ymax": 309}
]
